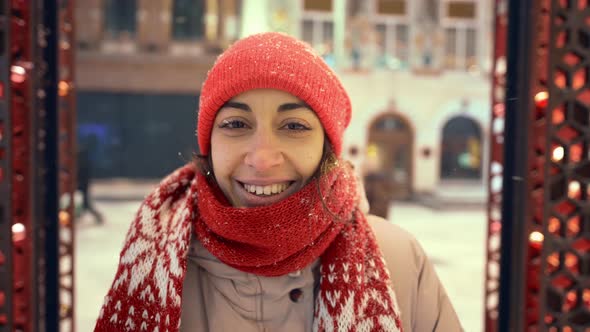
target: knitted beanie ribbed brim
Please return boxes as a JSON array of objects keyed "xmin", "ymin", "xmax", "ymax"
[{"xmin": 197, "ymin": 32, "xmax": 352, "ymax": 156}]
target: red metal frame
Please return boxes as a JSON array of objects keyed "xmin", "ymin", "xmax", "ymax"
[
  {"xmin": 523, "ymin": 0, "xmax": 551, "ymax": 328},
  {"xmin": 58, "ymin": 0, "xmax": 76, "ymax": 330},
  {"xmin": 1, "ymin": 1, "xmax": 76, "ymax": 330},
  {"xmin": 486, "ymin": 1, "xmax": 555, "ymax": 329},
  {"xmin": 484, "ymin": 0, "xmax": 508, "ymax": 330},
  {"xmin": 10, "ymin": 0, "xmax": 34, "ymax": 330},
  {"xmin": 0, "ymin": 0, "xmax": 12, "ymax": 330}
]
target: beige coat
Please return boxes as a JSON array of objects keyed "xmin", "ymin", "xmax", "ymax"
[{"xmin": 179, "ymin": 215, "xmax": 463, "ymax": 331}]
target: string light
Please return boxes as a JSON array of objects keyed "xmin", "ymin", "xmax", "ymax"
[
  {"xmin": 552, "ymin": 146, "xmax": 564, "ymax": 162},
  {"xmin": 12, "ymin": 223, "xmax": 26, "ymax": 241},
  {"xmin": 534, "ymin": 91, "xmax": 549, "ymax": 108},
  {"xmin": 529, "ymin": 231, "xmax": 544, "ymax": 244},
  {"xmin": 10, "ymin": 65, "xmax": 26, "ymax": 83}
]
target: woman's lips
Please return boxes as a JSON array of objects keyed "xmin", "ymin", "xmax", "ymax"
[
  {"xmin": 233, "ymin": 180, "xmax": 296, "ymax": 207},
  {"xmin": 242, "ymin": 182, "xmax": 291, "ymax": 195}
]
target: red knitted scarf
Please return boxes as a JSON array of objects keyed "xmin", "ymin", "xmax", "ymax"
[{"xmin": 94, "ymin": 163, "xmax": 403, "ymax": 331}]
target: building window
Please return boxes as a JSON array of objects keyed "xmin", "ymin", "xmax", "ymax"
[
  {"xmin": 301, "ymin": 20, "xmax": 333, "ymax": 45},
  {"xmin": 301, "ymin": 19, "xmax": 333, "ymax": 55},
  {"xmin": 301, "ymin": 0, "xmax": 334, "ymax": 61},
  {"xmin": 304, "ymin": 0, "xmax": 332, "ymax": 12},
  {"xmin": 444, "ymin": 28, "xmax": 477, "ymax": 70},
  {"xmin": 322, "ymin": 21, "xmax": 334, "ymax": 42},
  {"xmin": 444, "ymin": 27, "xmax": 457, "ymax": 68},
  {"xmin": 447, "ymin": 1, "xmax": 476, "ymax": 19},
  {"xmin": 172, "ymin": 0, "xmax": 205, "ymax": 40},
  {"xmin": 371, "ymin": 0, "xmax": 409, "ymax": 70},
  {"xmin": 465, "ymin": 27, "xmax": 477, "ymax": 69},
  {"xmin": 377, "ymin": 0, "xmax": 406, "ymax": 15},
  {"xmin": 302, "ymin": 20, "xmax": 315, "ymax": 44},
  {"xmin": 374, "ymin": 115, "xmax": 408, "ymax": 131},
  {"xmin": 104, "ymin": 0, "xmax": 137, "ymax": 39},
  {"xmin": 441, "ymin": 0, "xmax": 478, "ymax": 71},
  {"xmin": 375, "ymin": 22, "xmax": 409, "ymax": 69},
  {"xmin": 440, "ymin": 116, "xmax": 482, "ymax": 179}
]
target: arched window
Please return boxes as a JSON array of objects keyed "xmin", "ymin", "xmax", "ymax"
[
  {"xmin": 440, "ymin": 116, "xmax": 482, "ymax": 179},
  {"xmin": 367, "ymin": 113, "xmax": 414, "ymax": 200},
  {"xmin": 373, "ymin": 114, "xmax": 409, "ymax": 132}
]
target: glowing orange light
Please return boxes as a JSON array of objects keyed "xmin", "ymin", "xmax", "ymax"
[
  {"xmin": 59, "ymin": 210, "xmax": 71, "ymax": 226},
  {"xmin": 570, "ymin": 144, "xmax": 582, "ymax": 162},
  {"xmin": 574, "ymin": 69, "xmax": 586, "ymax": 89},
  {"xmin": 548, "ymin": 217, "xmax": 560, "ymax": 234},
  {"xmin": 552, "ymin": 107, "xmax": 565, "ymax": 124},
  {"xmin": 564, "ymin": 290, "xmax": 577, "ymax": 312},
  {"xmin": 547, "ymin": 252, "xmax": 560, "ymax": 273},
  {"xmin": 567, "ymin": 216, "xmax": 581, "ymax": 236},
  {"xmin": 583, "ymin": 289, "xmax": 590, "ymax": 307},
  {"xmin": 59, "ymin": 81, "xmax": 70, "ymax": 97},
  {"xmin": 565, "ymin": 253, "xmax": 579, "ymax": 271}
]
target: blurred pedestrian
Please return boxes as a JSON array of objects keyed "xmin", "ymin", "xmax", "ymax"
[
  {"xmin": 94, "ymin": 32, "xmax": 461, "ymax": 332},
  {"xmin": 77, "ymin": 136, "xmax": 104, "ymax": 224},
  {"xmin": 364, "ymin": 169, "xmax": 395, "ymax": 219}
]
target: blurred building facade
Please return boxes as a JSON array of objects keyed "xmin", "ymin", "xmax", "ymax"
[
  {"xmin": 75, "ymin": 0, "xmax": 242, "ymax": 178},
  {"xmin": 243, "ymin": 0, "xmax": 493, "ymax": 200},
  {"xmin": 75, "ymin": 0, "xmax": 492, "ymax": 201}
]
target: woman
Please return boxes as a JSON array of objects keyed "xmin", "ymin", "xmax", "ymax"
[{"xmin": 94, "ymin": 32, "xmax": 462, "ymax": 332}]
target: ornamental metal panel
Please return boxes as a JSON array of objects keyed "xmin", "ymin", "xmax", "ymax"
[
  {"xmin": 523, "ymin": 0, "xmax": 552, "ymax": 329},
  {"xmin": 539, "ymin": 0, "xmax": 590, "ymax": 330}
]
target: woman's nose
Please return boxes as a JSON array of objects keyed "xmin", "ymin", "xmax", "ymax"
[{"xmin": 244, "ymin": 132, "xmax": 284, "ymax": 171}]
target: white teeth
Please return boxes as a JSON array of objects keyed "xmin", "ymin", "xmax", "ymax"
[{"xmin": 243, "ymin": 182, "xmax": 290, "ymax": 196}]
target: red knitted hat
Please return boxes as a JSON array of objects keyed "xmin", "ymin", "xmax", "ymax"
[{"xmin": 197, "ymin": 32, "xmax": 352, "ymax": 156}]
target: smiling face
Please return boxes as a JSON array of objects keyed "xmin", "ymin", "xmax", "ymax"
[{"xmin": 210, "ymin": 89, "xmax": 325, "ymax": 207}]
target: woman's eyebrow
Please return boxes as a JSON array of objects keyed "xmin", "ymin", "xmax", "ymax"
[
  {"xmin": 221, "ymin": 101, "xmax": 251, "ymax": 112},
  {"xmin": 277, "ymin": 102, "xmax": 311, "ymax": 112}
]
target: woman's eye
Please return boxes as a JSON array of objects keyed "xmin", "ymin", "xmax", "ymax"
[
  {"xmin": 219, "ymin": 119, "xmax": 248, "ymax": 129},
  {"xmin": 283, "ymin": 122, "xmax": 310, "ymax": 131}
]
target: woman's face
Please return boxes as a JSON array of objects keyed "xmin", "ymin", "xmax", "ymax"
[{"xmin": 210, "ymin": 89, "xmax": 325, "ymax": 207}]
